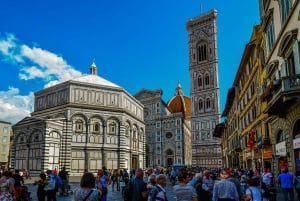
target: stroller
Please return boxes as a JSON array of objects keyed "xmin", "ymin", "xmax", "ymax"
[{"xmin": 17, "ymin": 185, "xmax": 32, "ymax": 201}]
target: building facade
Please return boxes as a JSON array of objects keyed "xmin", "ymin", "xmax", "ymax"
[
  {"xmin": 0, "ymin": 121, "xmax": 12, "ymax": 169},
  {"xmin": 259, "ymin": 0, "xmax": 300, "ymax": 175},
  {"xmin": 12, "ymin": 61, "xmax": 145, "ymax": 176},
  {"xmin": 186, "ymin": 10, "xmax": 222, "ymax": 167},
  {"xmin": 135, "ymin": 82, "xmax": 192, "ymax": 167},
  {"xmin": 215, "ymin": 0, "xmax": 300, "ymax": 175},
  {"xmin": 217, "ymin": 25, "xmax": 269, "ymax": 170}
]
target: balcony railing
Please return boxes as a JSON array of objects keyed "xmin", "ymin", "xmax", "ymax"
[{"xmin": 262, "ymin": 75, "xmax": 300, "ymax": 115}]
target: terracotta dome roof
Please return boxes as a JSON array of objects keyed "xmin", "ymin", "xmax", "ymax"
[{"xmin": 167, "ymin": 82, "xmax": 191, "ymax": 118}]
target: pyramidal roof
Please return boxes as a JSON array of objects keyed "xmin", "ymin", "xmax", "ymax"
[
  {"xmin": 71, "ymin": 59, "xmax": 121, "ymax": 88},
  {"xmin": 72, "ymin": 74, "xmax": 120, "ymax": 88}
]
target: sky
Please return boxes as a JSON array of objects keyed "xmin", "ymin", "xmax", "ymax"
[{"xmin": 0, "ymin": 0, "xmax": 260, "ymax": 125}]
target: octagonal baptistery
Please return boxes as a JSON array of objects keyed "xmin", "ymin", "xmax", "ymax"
[{"xmin": 12, "ymin": 60, "xmax": 145, "ymax": 176}]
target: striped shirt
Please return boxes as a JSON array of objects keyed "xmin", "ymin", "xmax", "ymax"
[{"xmin": 173, "ymin": 184, "xmax": 198, "ymax": 201}]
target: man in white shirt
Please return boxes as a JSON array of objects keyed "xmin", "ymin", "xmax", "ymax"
[{"xmin": 262, "ymin": 167, "xmax": 273, "ymax": 188}]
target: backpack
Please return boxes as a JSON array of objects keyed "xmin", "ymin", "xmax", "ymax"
[
  {"xmin": 44, "ymin": 174, "xmax": 56, "ymax": 191},
  {"xmin": 123, "ymin": 180, "xmax": 132, "ymax": 201},
  {"xmin": 194, "ymin": 181, "xmax": 210, "ymax": 201},
  {"xmin": 55, "ymin": 175, "xmax": 63, "ymax": 191}
]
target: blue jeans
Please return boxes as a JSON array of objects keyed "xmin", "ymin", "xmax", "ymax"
[{"xmin": 282, "ymin": 188, "xmax": 294, "ymax": 201}]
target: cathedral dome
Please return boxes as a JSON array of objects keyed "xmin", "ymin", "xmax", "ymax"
[{"xmin": 167, "ymin": 82, "xmax": 191, "ymax": 118}]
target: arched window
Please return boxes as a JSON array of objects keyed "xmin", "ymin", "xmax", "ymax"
[
  {"xmin": 279, "ymin": 0, "xmax": 292, "ymax": 24},
  {"xmin": 133, "ymin": 127, "xmax": 138, "ymax": 150},
  {"xmin": 278, "ymin": 30, "xmax": 300, "ymax": 83},
  {"xmin": 90, "ymin": 136, "xmax": 95, "ymax": 143},
  {"xmin": 125, "ymin": 124, "xmax": 130, "ymax": 138},
  {"xmin": 139, "ymin": 130, "xmax": 143, "ymax": 141},
  {"xmin": 94, "ymin": 122, "xmax": 100, "ymax": 132},
  {"xmin": 205, "ymin": 74, "xmax": 210, "ymax": 86},
  {"xmin": 72, "ymin": 135, "xmax": 76, "ymax": 142},
  {"xmin": 75, "ymin": 120, "xmax": 83, "ymax": 132},
  {"xmin": 277, "ymin": 130, "xmax": 285, "ymax": 142},
  {"xmin": 108, "ymin": 122, "xmax": 116, "ymax": 135},
  {"xmin": 197, "ymin": 43, "xmax": 207, "ymax": 62},
  {"xmin": 199, "ymin": 100, "xmax": 203, "ymax": 111},
  {"xmin": 197, "ymin": 75, "xmax": 203, "ymax": 87},
  {"xmin": 206, "ymin": 98, "xmax": 211, "ymax": 110}
]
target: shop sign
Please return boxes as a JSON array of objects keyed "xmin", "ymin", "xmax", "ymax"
[
  {"xmin": 275, "ymin": 141, "xmax": 286, "ymax": 156},
  {"xmin": 263, "ymin": 150, "xmax": 273, "ymax": 158},
  {"xmin": 293, "ymin": 138, "xmax": 300, "ymax": 149}
]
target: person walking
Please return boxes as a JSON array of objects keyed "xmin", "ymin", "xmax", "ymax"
[
  {"xmin": 0, "ymin": 171, "xmax": 15, "ymax": 201},
  {"xmin": 95, "ymin": 169, "xmax": 111, "ymax": 201},
  {"xmin": 278, "ymin": 168, "xmax": 295, "ymax": 201},
  {"xmin": 212, "ymin": 170, "xmax": 239, "ymax": 201},
  {"xmin": 131, "ymin": 168, "xmax": 148, "ymax": 201},
  {"xmin": 173, "ymin": 169, "xmax": 198, "ymax": 201},
  {"xmin": 34, "ymin": 173, "xmax": 47, "ymax": 201},
  {"xmin": 170, "ymin": 168, "xmax": 177, "ymax": 185},
  {"xmin": 226, "ymin": 168, "xmax": 241, "ymax": 201},
  {"xmin": 147, "ymin": 174, "xmax": 157, "ymax": 200},
  {"xmin": 203, "ymin": 170, "xmax": 215, "ymax": 192},
  {"xmin": 194, "ymin": 173, "xmax": 210, "ymax": 201},
  {"xmin": 58, "ymin": 167, "xmax": 69, "ymax": 195},
  {"xmin": 262, "ymin": 167, "xmax": 273, "ymax": 188},
  {"xmin": 149, "ymin": 174, "xmax": 168, "ymax": 201},
  {"xmin": 13, "ymin": 169, "xmax": 24, "ymax": 200},
  {"xmin": 124, "ymin": 168, "xmax": 148, "ymax": 201},
  {"xmin": 111, "ymin": 169, "xmax": 119, "ymax": 192},
  {"xmin": 44, "ymin": 170, "xmax": 57, "ymax": 201},
  {"xmin": 244, "ymin": 177, "xmax": 263, "ymax": 201}
]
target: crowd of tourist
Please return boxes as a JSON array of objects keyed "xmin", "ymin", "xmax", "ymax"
[{"xmin": 1, "ymin": 166, "xmax": 300, "ymax": 201}]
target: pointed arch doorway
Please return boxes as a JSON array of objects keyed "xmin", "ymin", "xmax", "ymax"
[{"xmin": 166, "ymin": 149, "xmax": 174, "ymax": 167}]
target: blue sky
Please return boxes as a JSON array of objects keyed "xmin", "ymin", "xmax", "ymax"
[{"xmin": 0, "ymin": 0, "xmax": 260, "ymax": 124}]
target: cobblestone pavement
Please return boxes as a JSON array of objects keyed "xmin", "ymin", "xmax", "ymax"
[
  {"xmin": 24, "ymin": 178, "xmax": 176, "ymax": 201},
  {"xmin": 23, "ymin": 177, "xmax": 285, "ymax": 201}
]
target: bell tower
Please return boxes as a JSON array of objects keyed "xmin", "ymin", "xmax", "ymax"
[{"xmin": 186, "ymin": 9, "xmax": 222, "ymax": 167}]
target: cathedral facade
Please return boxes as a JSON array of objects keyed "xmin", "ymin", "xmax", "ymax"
[
  {"xmin": 12, "ymin": 61, "xmax": 145, "ymax": 176},
  {"xmin": 135, "ymin": 83, "xmax": 192, "ymax": 168},
  {"xmin": 186, "ymin": 10, "xmax": 222, "ymax": 167}
]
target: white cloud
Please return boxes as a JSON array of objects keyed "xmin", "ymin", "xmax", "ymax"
[
  {"xmin": 0, "ymin": 33, "xmax": 23, "ymax": 63},
  {"xmin": 19, "ymin": 65, "xmax": 44, "ymax": 80},
  {"xmin": 0, "ymin": 33, "xmax": 84, "ymax": 124},
  {"xmin": 0, "ymin": 33, "xmax": 82, "ymax": 85},
  {"xmin": 20, "ymin": 45, "xmax": 82, "ymax": 83},
  {"xmin": 0, "ymin": 87, "xmax": 34, "ymax": 125}
]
